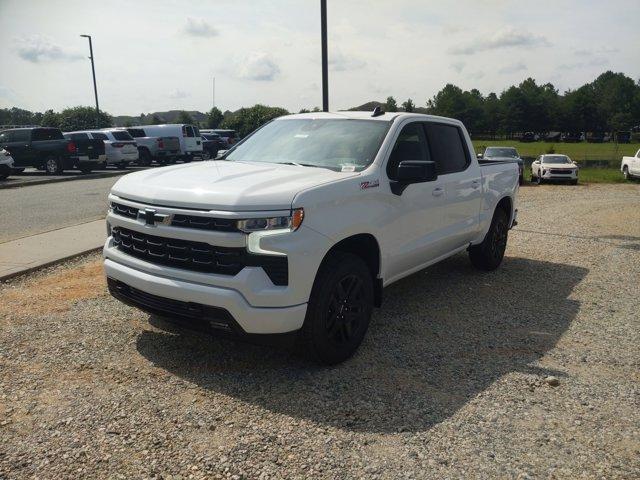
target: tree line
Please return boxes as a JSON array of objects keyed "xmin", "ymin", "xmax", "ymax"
[{"xmin": 2, "ymin": 70, "xmax": 638, "ymax": 137}]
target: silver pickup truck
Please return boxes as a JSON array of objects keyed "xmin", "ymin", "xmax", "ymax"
[{"xmin": 122, "ymin": 127, "xmax": 181, "ymax": 166}]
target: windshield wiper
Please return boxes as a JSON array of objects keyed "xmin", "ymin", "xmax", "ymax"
[{"xmin": 275, "ymin": 161, "xmax": 329, "ymax": 169}]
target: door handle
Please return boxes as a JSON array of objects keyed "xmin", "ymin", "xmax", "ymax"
[{"xmin": 432, "ymin": 187, "xmax": 444, "ymax": 196}]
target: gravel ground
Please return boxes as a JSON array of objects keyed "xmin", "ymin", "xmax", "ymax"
[{"xmin": 1, "ymin": 183, "xmax": 639, "ymax": 479}]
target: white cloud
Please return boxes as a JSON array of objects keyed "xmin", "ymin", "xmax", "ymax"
[
  {"xmin": 169, "ymin": 89, "xmax": 189, "ymax": 99},
  {"xmin": 237, "ymin": 52, "xmax": 280, "ymax": 81},
  {"xmin": 498, "ymin": 62, "xmax": 527, "ymax": 74},
  {"xmin": 183, "ymin": 17, "xmax": 218, "ymax": 38},
  {"xmin": 449, "ymin": 27, "xmax": 550, "ymax": 55},
  {"xmin": 560, "ymin": 57, "xmax": 609, "ymax": 70},
  {"xmin": 15, "ymin": 35, "xmax": 83, "ymax": 63},
  {"xmin": 328, "ymin": 50, "xmax": 366, "ymax": 72}
]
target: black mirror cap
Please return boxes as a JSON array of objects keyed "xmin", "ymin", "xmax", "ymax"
[{"xmin": 396, "ymin": 160, "xmax": 438, "ymax": 183}]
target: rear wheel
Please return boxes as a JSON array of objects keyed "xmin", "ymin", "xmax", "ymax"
[
  {"xmin": 300, "ymin": 252, "xmax": 374, "ymax": 365},
  {"xmin": 469, "ymin": 208, "xmax": 509, "ymax": 271},
  {"xmin": 44, "ymin": 156, "xmax": 63, "ymax": 175},
  {"xmin": 116, "ymin": 161, "xmax": 128, "ymax": 170}
]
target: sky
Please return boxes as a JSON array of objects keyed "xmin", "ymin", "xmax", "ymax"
[{"xmin": 1, "ymin": 0, "xmax": 639, "ymax": 116}]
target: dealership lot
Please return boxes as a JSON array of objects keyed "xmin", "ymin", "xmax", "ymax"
[{"xmin": 1, "ymin": 184, "xmax": 639, "ymax": 479}]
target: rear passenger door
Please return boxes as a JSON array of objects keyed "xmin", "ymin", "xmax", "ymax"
[
  {"xmin": 424, "ymin": 122, "xmax": 482, "ymax": 249},
  {"xmin": 1, "ymin": 130, "xmax": 33, "ymax": 166}
]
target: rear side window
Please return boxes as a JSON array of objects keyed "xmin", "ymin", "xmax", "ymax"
[
  {"xmin": 182, "ymin": 125, "xmax": 195, "ymax": 137},
  {"xmin": 193, "ymin": 126, "xmax": 200, "ymax": 137},
  {"xmin": 111, "ymin": 131, "xmax": 134, "ymax": 141},
  {"xmin": 32, "ymin": 128, "xmax": 63, "ymax": 141},
  {"xmin": 424, "ymin": 123, "xmax": 469, "ymax": 175},
  {"xmin": 65, "ymin": 133, "xmax": 90, "ymax": 140},
  {"xmin": 0, "ymin": 131, "xmax": 13, "ymax": 142},
  {"xmin": 386, "ymin": 122, "xmax": 430, "ymax": 180},
  {"xmin": 127, "ymin": 128, "xmax": 146, "ymax": 138},
  {"xmin": 90, "ymin": 132, "xmax": 108, "ymax": 140}
]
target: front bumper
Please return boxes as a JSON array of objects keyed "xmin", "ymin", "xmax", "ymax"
[
  {"xmin": 105, "ymin": 259, "xmax": 307, "ymax": 334},
  {"xmin": 107, "ymin": 151, "xmax": 139, "ymax": 164},
  {"xmin": 540, "ymin": 169, "xmax": 578, "ymax": 180}
]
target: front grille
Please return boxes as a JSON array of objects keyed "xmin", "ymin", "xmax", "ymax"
[
  {"xmin": 110, "ymin": 202, "xmax": 239, "ymax": 232},
  {"xmin": 112, "ymin": 227, "xmax": 288, "ymax": 285},
  {"xmin": 549, "ymin": 169, "xmax": 572, "ymax": 174}
]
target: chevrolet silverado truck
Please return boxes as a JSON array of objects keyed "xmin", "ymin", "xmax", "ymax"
[
  {"xmin": 0, "ymin": 127, "xmax": 104, "ymax": 174},
  {"xmin": 121, "ymin": 127, "xmax": 180, "ymax": 166},
  {"xmin": 621, "ymin": 148, "xmax": 640, "ymax": 180},
  {"xmin": 104, "ymin": 111, "xmax": 519, "ymax": 364}
]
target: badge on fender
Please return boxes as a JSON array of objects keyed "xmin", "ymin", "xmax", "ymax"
[{"xmin": 360, "ymin": 179, "xmax": 379, "ymax": 190}]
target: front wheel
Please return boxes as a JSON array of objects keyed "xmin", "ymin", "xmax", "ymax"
[
  {"xmin": 138, "ymin": 149, "xmax": 152, "ymax": 166},
  {"xmin": 44, "ymin": 156, "xmax": 63, "ymax": 175},
  {"xmin": 623, "ymin": 166, "xmax": 630, "ymax": 180},
  {"xmin": 300, "ymin": 252, "xmax": 374, "ymax": 365},
  {"xmin": 469, "ymin": 208, "xmax": 509, "ymax": 271},
  {"xmin": 116, "ymin": 162, "xmax": 129, "ymax": 170}
]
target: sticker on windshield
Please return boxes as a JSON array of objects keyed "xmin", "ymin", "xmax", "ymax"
[
  {"xmin": 360, "ymin": 179, "xmax": 379, "ymax": 190},
  {"xmin": 294, "ymin": 134, "xmax": 309, "ymax": 138},
  {"xmin": 341, "ymin": 165, "xmax": 356, "ymax": 172}
]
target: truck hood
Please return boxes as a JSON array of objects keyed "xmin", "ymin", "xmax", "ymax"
[{"xmin": 110, "ymin": 160, "xmax": 358, "ymax": 211}]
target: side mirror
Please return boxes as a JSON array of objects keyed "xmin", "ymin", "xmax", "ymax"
[
  {"xmin": 477, "ymin": 153, "xmax": 483, "ymax": 159},
  {"xmin": 392, "ymin": 160, "xmax": 437, "ymax": 195}
]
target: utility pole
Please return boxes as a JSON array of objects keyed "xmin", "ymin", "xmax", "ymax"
[
  {"xmin": 212, "ymin": 76, "xmax": 216, "ymax": 109},
  {"xmin": 80, "ymin": 35, "xmax": 100, "ymax": 120},
  {"xmin": 320, "ymin": 0, "xmax": 328, "ymax": 112}
]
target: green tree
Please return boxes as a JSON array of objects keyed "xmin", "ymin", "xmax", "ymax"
[
  {"xmin": 41, "ymin": 109, "xmax": 60, "ymax": 128},
  {"xmin": 221, "ymin": 104, "xmax": 289, "ymax": 137},
  {"xmin": 298, "ymin": 108, "xmax": 311, "ymax": 113},
  {"xmin": 610, "ymin": 112, "xmax": 634, "ymax": 131},
  {"xmin": 206, "ymin": 107, "xmax": 224, "ymax": 128},
  {"xmin": 402, "ymin": 98, "xmax": 415, "ymax": 112},
  {"xmin": 57, "ymin": 106, "xmax": 112, "ymax": 131},
  {"xmin": 147, "ymin": 114, "xmax": 163, "ymax": 125},
  {"xmin": 176, "ymin": 111, "xmax": 194, "ymax": 124},
  {"xmin": 385, "ymin": 96, "xmax": 398, "ymax": 112}
]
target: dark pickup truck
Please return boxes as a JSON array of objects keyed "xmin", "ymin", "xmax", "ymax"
[{"xmin": 0, "ymin": 127, "xmax": 106, "ymax": 174}]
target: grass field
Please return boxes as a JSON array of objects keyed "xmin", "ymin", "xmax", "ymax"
[
  {"xmin": 522, "ymin": 165, "xmax": 628, "ymax": 184},
  {"xmin": 472, "ymin": 140, "xmax": 639, "ymax": 162}
]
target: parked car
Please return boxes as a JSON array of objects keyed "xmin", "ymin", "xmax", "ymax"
[
  {"xmin": 211, "ymin": 129, "xmax": 237, "ymax": 146},
  {"xmin": 561, "ymin": 132, "xmax": 582, "ymax": 143},
  {"xmin": 200, "ymin": 132, "xmax": 228, "ymax": 159},
  {"xmin": 103, "ymin": 111, "xmax": 519, "ymax": 364},
  {"xmin": 61, "ymin": 133, "xmax": 107, "ymax": 173},
  {"xmin": 0, "ymin": 148, "xmax": 14, "ymax": 180},
  {"xmin": 66, "ymin": 130, "xmax": 138, "ymax": 169},
  {"xmin": 621, "ymin": 148, "xmax": 640, "ymax": 180},
  {"xmin": 478, "ymin": 146, "xmax": 524, "ymax": 185},
  {"xmin": 531, "ymin": 154, "xmax": 579, "ymax": 184},
  {"xmin": 140, "ymin": 124, "xmax": 203, "ymax": 162},
  {"xmin": 0, "ymin": 127, "xmax": 104, "ymax": 174},
  {"xmin": 121, "ymin": 127, "xmax": 180, "ymax": 166}
]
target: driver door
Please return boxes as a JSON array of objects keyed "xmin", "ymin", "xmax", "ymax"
[{"xmin": 383, "ymin": 121, "xmax": 447, "ymax": 281}]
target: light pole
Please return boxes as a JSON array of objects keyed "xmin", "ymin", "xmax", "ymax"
[
  {"xmin": 320, "ymin": 0, "xmax": 328, "ymax": 112},
  {"xmin": 80, "ymin": 34, "xmax": 100, "ymax": 120}
]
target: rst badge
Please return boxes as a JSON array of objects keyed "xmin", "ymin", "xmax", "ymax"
[{"xmin": 360, "ymin": 179, "xmax": 379, "ymax": 190}]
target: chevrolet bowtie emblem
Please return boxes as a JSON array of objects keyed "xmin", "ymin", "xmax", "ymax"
[{"xmin": 140, "ymin": 208, "xmax": 173, "ymax": 226}]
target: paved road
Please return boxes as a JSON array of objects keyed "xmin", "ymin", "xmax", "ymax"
[{"xmin": 0, "ymin": 175, "xmax": 122, "ymax": 243}]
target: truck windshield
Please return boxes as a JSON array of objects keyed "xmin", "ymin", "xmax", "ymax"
[
  {"xmin": 225, "ymin": 119, "xmax": 389, "ymax": 171},
  {"xmin": 484, "ymin": 147, "xmax": 518, "ymax": 158}
]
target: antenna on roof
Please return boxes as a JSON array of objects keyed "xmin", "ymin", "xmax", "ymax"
[{"xmin": 372, "ymin": 106, "xmax": 385, "ymax": 117}]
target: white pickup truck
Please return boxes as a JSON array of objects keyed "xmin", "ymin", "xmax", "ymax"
[
  {"xmin": 104, "ymin": 111, "xmax": 519, "ymax": 364},
  {"xmin": 621, "ymin": 149, "xmax": 640, "ymax": 180}
]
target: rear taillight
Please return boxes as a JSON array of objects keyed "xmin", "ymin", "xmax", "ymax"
[
  {"xmin": 112, "ymin": 143, "xmax": 124, "ymax": 148},
  {"xmin": 157, "ymin": 138, "xmax": 164, "ymax": 149},
  {"xmin": 67, "ymin": 141, "xmax": 77, "ymax": 153}
]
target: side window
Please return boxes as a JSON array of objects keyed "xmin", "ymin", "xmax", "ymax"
[
  {"xmin": 424, "ymin": 123, "xmax": 469, "ymax": 175},
  {"xmin": 90, "ymin": 132, "xmax": 108, "ymax": 140},
  {"xmin": 0, "ymin": 131, "xmax": 13, "ymax": 143},
  {"xmin": 386, "ymin": 122, "xmax": 430, "ymax": 180},
  {"xmin": 185, "ymin": 126, "xmax": 195, "ymax": 138},
  {"xmin": 12, "ymin": 130, "xmax": 30, "ymax": 142}
]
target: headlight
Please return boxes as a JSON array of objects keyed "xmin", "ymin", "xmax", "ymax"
[{"xmin": 237, "ymin": 208, "xmax": 304, "ymax": 233}]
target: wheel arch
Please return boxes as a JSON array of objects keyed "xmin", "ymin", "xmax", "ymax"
[{"xmin": 320, "ymin": 233, "xmax": 383, "ymax": 307}]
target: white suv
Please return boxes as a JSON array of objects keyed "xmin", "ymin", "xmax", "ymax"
[{"xmin": 68, "ymin": 129, "xmax": 139, "ymax": 169}]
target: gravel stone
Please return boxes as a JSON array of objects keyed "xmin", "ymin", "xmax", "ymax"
[{"xmin": 1, "ymin": 183, "xmax": 639, "ymax": 479}]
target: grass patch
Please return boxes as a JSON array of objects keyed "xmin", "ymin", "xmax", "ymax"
[{"xmin": 473, "ymin": 140, "xmax": 639, "ymax": 162}]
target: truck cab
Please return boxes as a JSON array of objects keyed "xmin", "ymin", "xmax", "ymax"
[{"xmin": 104, "ymin": 112, "xmax": 518, "ymax": 364}]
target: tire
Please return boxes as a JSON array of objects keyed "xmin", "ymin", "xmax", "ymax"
[
  {"xmin": 44, "ymin": 156, "xmax": 63, "ymax": 175},
  {"xmin": 116, "ymin": 162, "xmax": 128, "ymax": 170},
  {"xmin": 571, "ymin": 179, "xmax": 578, "ymax": 185},
  {"xmin": 300, "ymin": 252, "xmax": 374, "ymax": 365},
  {"xmin": 80, "ymin": 167, "xmax": 93, "ymax": 174},
  {"xmin": 518, "ymin": 174, "xmax": 524, "ymax": 185},
  {"xmin": 469, "ymin": 208, "xmax": 509, "ymax": 271},
  {"xmin": 623, "ymin": 166, "xmax": 630, "ymax": 181},
  {"xmin": 138, "ymin": 148, "xmax": 152, "ymax": 166},
  {"xmin": 536, "ymin": 174, "xmax": 543, "ymax": 185}
]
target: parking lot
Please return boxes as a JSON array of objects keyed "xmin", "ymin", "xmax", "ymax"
[{"xmin": 1, "ymin": 183, "xmax": 639, "ymax": 479}]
